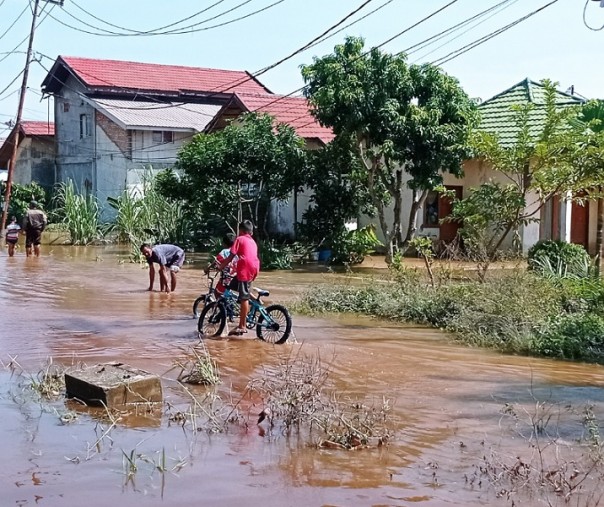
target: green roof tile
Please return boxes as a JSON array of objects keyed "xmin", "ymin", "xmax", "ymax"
[{"xmin": 477, "ymin": 78, "xmax": 584, "ymax": 148}]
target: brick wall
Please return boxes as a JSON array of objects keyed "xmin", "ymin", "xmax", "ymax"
[{"xmin": 96, "ymin": 111, "xmax": 131, "ymax": 158}]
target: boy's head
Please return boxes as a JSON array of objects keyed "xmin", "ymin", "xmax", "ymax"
[
  {"xmin": 10, "ymin": 216, "xmax": 16, "ymax": 223},
  {"xmin": 223, "ymin": 233, "xmax": 236, "ymax": 248},
  {"xmin": 238, "ymin": 220, "xmax": 254, "ymax": 235}
]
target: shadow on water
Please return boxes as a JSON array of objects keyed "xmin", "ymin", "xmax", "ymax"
[{"xmin": 1, "ymin": 245, "xmax": 604, "ymax": 506}]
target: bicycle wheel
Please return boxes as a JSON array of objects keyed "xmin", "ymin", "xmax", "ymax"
[
  {"xmin": 256, "ymin": 304, "xmax": 292, "ymax": 344},
  {"xmin": 192, "ymin": 295, "xmax": 206, "ymax": 318},
  {"xmin": 198, "ymin": 301, "xmax": 226, "ymax": 337}
]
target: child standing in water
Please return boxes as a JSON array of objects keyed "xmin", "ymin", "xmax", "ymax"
[{"xmin": 5, "ymin": 216, "xmax": 21, "ymax": 257}]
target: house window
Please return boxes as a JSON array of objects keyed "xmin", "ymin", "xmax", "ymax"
[
  {"xmin": 152, "ymin": 130, "xmax": 174, "ymax": 144},
  {"xmin": 63, "ymin": 102, "xmax": 70, "ymax": 113},
  {"xmin": 79, "ymin": 114, "xmax": 91, "ymax": 139},
  {"xmin": 424, "ymin": 191, "xmax": 440, "ymax": 227}
]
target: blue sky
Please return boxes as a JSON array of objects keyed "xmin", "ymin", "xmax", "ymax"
[{"xmin": 0, "ymin": 0, "xmax": 602, "ymax": 137}]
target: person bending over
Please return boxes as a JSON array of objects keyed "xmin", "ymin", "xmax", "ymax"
[{"xmin": 140, "ymin": 243, "xmax": 185, "ymax": 293}]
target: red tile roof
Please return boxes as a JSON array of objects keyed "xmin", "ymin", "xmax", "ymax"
[
  {"xmin": 21, "ymin": 121, "xmax": 54, "ymax": 136},
  {"xmin": 60, "ymin": 56, "xmax": 271, "ymax": 95},
  {"xmin": 234, "ymin": 92, "xmax": 334, "ymax": 144}
]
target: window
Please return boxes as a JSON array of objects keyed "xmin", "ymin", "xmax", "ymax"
[
  {"xmin": 152, "ymin": 130, "xmax": 174, "ymax": 144},
  {"xmin": 424, "ymin": 191, "xmax": 439, "ymax": 227},
  {"xmin": 79, "ymin": 114, "xmax": 91, "ymax": 139},
  {"xmin": 62, "ymin": 102, "xmax": 70, "ymax": 113}
]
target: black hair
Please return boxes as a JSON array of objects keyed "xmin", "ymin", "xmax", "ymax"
[
  {"xmin": 223, "ymin": 233, "xmax": 236, "ymax": 248},
  {"xmin": 10, "ymin": 216, "xmax": 16, "ymax": 221},
  {"xmin": 239, "ymin": 220, "xmax": 254, "ymax": 234},
  {"xmin": 140, "ymin": 243, "xmax": 151, "ymax": 252}
]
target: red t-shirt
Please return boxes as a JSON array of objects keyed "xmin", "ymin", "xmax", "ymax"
[{"xmin": 231, "ymin": 233, "xmax": 259, "ymax": 282}]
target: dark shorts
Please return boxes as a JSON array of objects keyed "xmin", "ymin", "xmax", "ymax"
[
  {"xmin": 25, "ymin": 228, "xmax": 43, "ymax": 247},
  {"xmin": 166, "ymin": 251, "xmax": 185, "ymax": 272},
  {"xmin": 6, "ymin": 238, "xmax": 18, "ymax": 245},
  {"xmin": 237, "ymin": 281, "xmax": 252, "ymax": 301}
]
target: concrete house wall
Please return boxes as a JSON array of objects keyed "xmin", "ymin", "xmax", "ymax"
[{"xmin": 12, "ymin": 137, "xmax": 55, "ymax": 191}]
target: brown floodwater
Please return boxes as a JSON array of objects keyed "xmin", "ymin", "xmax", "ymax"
[{"xmin": 2, "ymin": 246, "xmax": 604, "ymax": 507}]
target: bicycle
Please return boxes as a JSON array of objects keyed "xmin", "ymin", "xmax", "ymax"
[
  {"xmin": 197, "ymin": 273, "xmax": 292, "ymax": 344},
  {"xmin": 192, "ymin": 271, "xmax": 218, "ymax": 318}
]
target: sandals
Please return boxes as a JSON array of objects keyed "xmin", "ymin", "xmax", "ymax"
[{"xmin": 228, "ymin": 327, "xmax": 247, "ymax": 336}]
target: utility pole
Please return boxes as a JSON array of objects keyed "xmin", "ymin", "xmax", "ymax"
[{"xmin": 1, "ymin": 0, "xmax": 64, "ymax": 233}]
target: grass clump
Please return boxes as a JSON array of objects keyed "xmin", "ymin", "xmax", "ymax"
[
  {"xmin": 174, "ymin": 345, "xmax": 220, "ymax": 385},
  {"xmin": 294, "ymin": 269, "xmax": 604, "ymax": 362}
]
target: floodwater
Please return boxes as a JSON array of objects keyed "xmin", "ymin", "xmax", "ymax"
[{"xmin": 2, "ymin": 246, "xmax": 604, "ymax": 507}]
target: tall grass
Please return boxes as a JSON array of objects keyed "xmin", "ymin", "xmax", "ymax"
[
  {"xmin": 53, "ymin": 180, "xmax": 101, "ymax": 245},
  {"xmin": 107, "ymin": 171, "xmax": 189, "ymax": 260}
]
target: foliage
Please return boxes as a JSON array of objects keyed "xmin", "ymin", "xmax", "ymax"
[
  {"xmin": 294, "ymin": 270, "xmax": 604, "ymax": 363},
  {"xmin": 301, "ymin": 36, "xmax": 477, "ymax": 260},
  {"xmin": 6, "ymin": 182, "xmax": 46, "ymax": 221},
  {"xmin": 258, "ymin": 240, "xmax": 294, "ymax": 270},
  {"xmin": 450, "ymin": 80, "xmax": 594, "ymax": 278},
  {"xmin": 298, "ymin": 136, "xmax": 374, "ymax": 249},
  {"xmin": 528, "ymin": 240, "xmax": 591, "ymax": 278},
  {"xmin": 532, "ymin": 313, "xmax": 604, "ymax": 360},
  {"xmin": 174, "ymin": 113, "xmax": 307, "ymax": 238},
  {"xmin": 330, "ymin": 224, "xmax": 382, "ymax": 265},
  {"xmin": 409, "ymin": 236, "xmax": 436, "ymax": 287},
  {"xmin": 107, "ymin": 170, "xmax": 190, "ymax": 260},
  {"xmin": 52, "ymin": 180, "xmax": 101, "ymax": 245}
]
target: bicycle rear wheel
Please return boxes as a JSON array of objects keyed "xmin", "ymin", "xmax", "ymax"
[
  {"xmin": 256, "ymin": 304, "xmax": 292, "ymax": 344},
  {"xmin": 198, "ymin": 302, "xmax": 226, "ymax": 337}
]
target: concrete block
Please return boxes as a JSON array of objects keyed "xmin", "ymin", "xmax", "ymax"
[{"xmin": 65, "ymin": 362, "xmax": 162, "ymax": 407}]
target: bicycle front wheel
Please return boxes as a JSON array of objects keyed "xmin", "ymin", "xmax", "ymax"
[
  {"xmin": 192, "ymin": 295, "xmax": 206, "ymax": 318},
  {"xmin": 198, "ymin": 301, "xmax": 226, "ymax": 337},
  {"xmin": 256, "ymin": 304, "xmax": 292, "ymax": 344}
]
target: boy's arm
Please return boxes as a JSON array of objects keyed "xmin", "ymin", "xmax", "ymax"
[{"xmin": 216, "ymin": 252, "xmax": 236, "ymax": 272}]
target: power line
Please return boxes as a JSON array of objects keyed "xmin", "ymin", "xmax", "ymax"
[
  {"xmin": 49, "ymin": 0, "xmax": 289, "ymax": 37},
  {"xmin": 431, "ymin": 0, "xmax": 559, "ymax": 66},
  {"xmin": 0, "ymin": 68, "xmax": 26, "ymax": 99},
  {"xmin": 583, "ymin": 0, "xmax": 604, "ymax": 31},
  {"xmin": 410, "ymin": 0, "xmax": 520, "ymax": 62},
  {"xmin": 69, "ymin": 0, "xmax": 229, "ymax": 35},
  {"xmin": 0, "ymin": 3, "xmax": 29, "ymax": 42}
]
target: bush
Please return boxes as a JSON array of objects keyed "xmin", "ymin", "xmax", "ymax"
[
  {"xmin": 528, "ymin": 240, "xmax": 591, "ymax": 278},
  {"xmin": 330, "ymin": 225, "xmax": 382, "ymax": 265},
  {"xmin": 259, "ymin": 241, "xmax": 293, "ymax": 270},
  {"xmin": 532, "ymin": 314, "xmax": 604, "ymax": 360}
]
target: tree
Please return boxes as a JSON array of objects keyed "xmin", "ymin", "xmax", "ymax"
[
  {"xmin": 301, "ymin": 36, "xmax": 477, "ymax": 260},
  {"xmin": 573, "ymin": 100, "xmax": 604, "ymax": 275},
  {"xmin": 171, "ymin": 113, "xmax": 307, "ymax": 238},
  {"xmin": 449, "ymin": 81, "xmax": 602, "ymax": 280}
]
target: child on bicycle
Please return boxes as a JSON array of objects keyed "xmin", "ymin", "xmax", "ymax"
[{"xmin": 206, "ymin": 233, "xmax": 238, "ymax": 296}]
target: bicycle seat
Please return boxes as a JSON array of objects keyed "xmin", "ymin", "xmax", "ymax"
[{"xmin": 255, "ymin": 288, "xmax": 270, "ymax": 298}]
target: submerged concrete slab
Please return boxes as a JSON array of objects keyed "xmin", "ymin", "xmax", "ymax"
[{"xmin": 65, "ymin": 362, "xmax": 162, "ymax": 407}]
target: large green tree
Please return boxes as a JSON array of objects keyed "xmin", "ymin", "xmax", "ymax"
[
  {"xmin": 169, "ymin": 113, "xmax": 308, "ymax": 238},
  {"xmin": 301, "ymin": 36, "xmax": 477, "ymax": 260}
]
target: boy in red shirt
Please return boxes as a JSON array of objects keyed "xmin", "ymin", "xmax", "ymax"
[{"xmin": 216, "ymin": 220, "xmax": 260, "ymax": 336}]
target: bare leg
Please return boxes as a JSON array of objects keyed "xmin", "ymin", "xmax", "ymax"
[
  {"xmin": 26, "ymin": 245, "xmax": 32, "ymax": 257},
  {"xmin": 239, "ymin": 300, "xmax": 249, "ymax": 330},
  {"xmin": 8, "ymin": 244, "xmax": 15, "ymax": 257},
  {"xmin": 34, "ymin": 244, "xmax": 41, "ymax": 257},
  {"xmin": 170, "ymin": 272, "xmax": 177, "ymax": 292}
]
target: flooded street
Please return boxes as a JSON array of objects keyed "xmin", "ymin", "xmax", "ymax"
[{"xmin": 2, "ymin": 246, "xmax": 604, "ymax": 507}]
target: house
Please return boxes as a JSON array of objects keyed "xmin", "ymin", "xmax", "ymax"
[
  {"xmin": 40, "ymin": 56, "xmax": 273, "ymax": 217},
  {"xmin": 207, "ymin": 91, "xmax": 335, "ymax": 236},
  {"xmin": 360, "ymin": 78, "xmax": 586, "ymax": 254},
  {"xmin": 0, "ymin": 121, "xmax": 55, "ymax": 192}
]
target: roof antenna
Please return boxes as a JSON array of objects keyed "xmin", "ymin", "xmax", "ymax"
[{"xmin": 566, "ymin": 85, "xmax": 575, "ymax": 95}]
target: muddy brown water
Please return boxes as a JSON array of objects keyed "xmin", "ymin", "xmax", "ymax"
[{"xmin": 2, "ymin": 246, "xmax": 604, "ymax": 507}]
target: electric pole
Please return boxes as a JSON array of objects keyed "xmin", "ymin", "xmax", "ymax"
[{"xmin": 1, "ymin": 0, "xmax": 64, "ymax": 233}]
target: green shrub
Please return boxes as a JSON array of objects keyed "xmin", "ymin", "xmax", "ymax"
[
  {"xmin": 528, "ymin": 240, "xmax": 591, "ymax": 278},
  {"xmin": 330, "ymin": 225, "xmax": 382, "ymax": 265},
  {"xmin": 53, "ymin": 180, "xmax": 101, "ymax": 245},
  {"xmin": 259, "ymin": 241, "xmax": 293, "ymax": 270},
  {"xmin": 532, "ymin": 314, "xmax": 604, "ymax": 360}
]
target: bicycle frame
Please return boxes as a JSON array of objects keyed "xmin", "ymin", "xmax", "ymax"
[{"xmin": 218, "ymin": 287, "xmax": 275, "ymax": 330}]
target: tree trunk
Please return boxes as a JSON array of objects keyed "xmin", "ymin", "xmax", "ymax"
[
  {"xmin": 597, "ymin": 193, "xmax": 604, "ymax": 277},
  {"xmin": 403, "ymin": 189, "xmax": 429, "ymax": 250}
]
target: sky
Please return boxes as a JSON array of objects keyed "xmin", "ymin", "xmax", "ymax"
[{"xmin": 0, "ymin": 0, "xmax": 602, "ymax": 139}]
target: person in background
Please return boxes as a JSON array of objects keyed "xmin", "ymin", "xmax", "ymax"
[
  {"xmin": 205, "ymin": 233, "xmax": 238, "ymax": 297},
  {"xmin": 215, "ymin": 220, "xmax": 260, "ymax": 336},
  {"xmin": 5, "ymin": 216, "xmax": 21, "ymax": 257},
  {"xmin": 140, "ymin": 243, "xmax": 185, "ymax": 293},
  {"xmin": 23, "ymin": 201, "xmax": 47, "ymax": 257}
]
